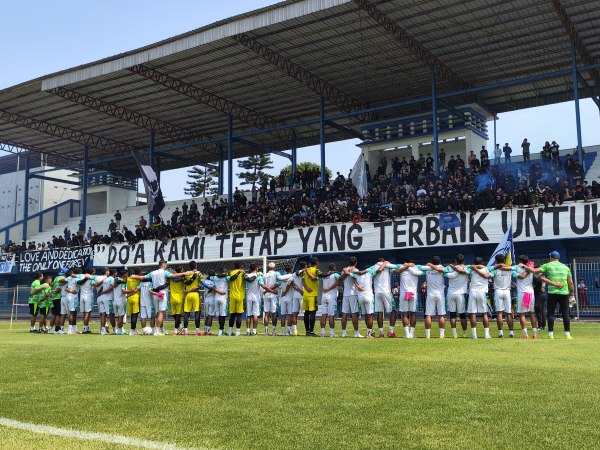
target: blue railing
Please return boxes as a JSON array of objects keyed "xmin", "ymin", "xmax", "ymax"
[{"xmin": 0, "ymin": 199, "xmax": 80, "ymax": 245}]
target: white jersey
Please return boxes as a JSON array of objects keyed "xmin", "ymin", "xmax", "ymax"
[
  {"xmin": 145, "ymin": 269, "xmax": 172, "ymax": 292},
  {"xmin": 491, "ymin": 266, "xmax": 512, "ymax": 291},
  {"xmin": 98, "ymin": 276, "xmax": 115, "ymax": 301},
  {"xmin": 245, "ymin": 273, "xmax": 263, "ymax": 302},
  {"xmin": 351, "ymin": 270, "xmax": 374, "ymax": 296},
  {"xmin": 79, "ymin": 275, "xmax": 96, "ymax": 298},
  {"xmin": 444, "ymin": 266, "xmax": 469, "ymax": 295},
  {"xmin": 400, "ymin": 266, "xmax": 423, "ymax": 292},
  {"xmin": 203, "ymin": 279, "xmax": 216, "ymax": 302},
  {"xmin": 211, "ymin": 275, "xmax": 229, "ymax": 301},
  {"xmin": 66, "ymin": 275, "xmax": 81, "ymax": 299},
  {"xmin": 468, "ymin": 267, "xmax": 491, "ymax": 293},
  {"xmin": 512, "ymin": 266, "xmax": 534, "ymax": 294},
  {"xmin": 419, "ymin": 265, "xmax": 445, "ymax": 296},
  {"xmin": 277, "ymin": 273, "xmax": 294, "ymax": 301},
  {"xmin": 262, "ymin": 271, "xmax": 279, "ymax": 299},
  {"xmin": 372, "ymin": 262, "xmax": 396, "ymax": 294},
  {"xmin": 321, "ymin": 273, "xmax": 340, "ymax": 301},
  {"xmin": 139, "ymin": 281, "xmax": 153, "ymax": 307},
  {"xmin": 342, "ymin": 266, "xmax": 358, "ymax": 296},
  {"xmin": 113, "ymin": 282, "xmax": 127, "ymax": 305},
  {"xmin": 292, "ymin": 272, "xmax": 304, "ymax": 299}
]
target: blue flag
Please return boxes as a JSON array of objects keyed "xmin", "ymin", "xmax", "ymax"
[
  {"xmin": 439, "ymin": 213, "xmax": 460, "ymax": 230},
  {"xmin": 487, "ymin": 226, "xmax": 514, "ymax": 266}
]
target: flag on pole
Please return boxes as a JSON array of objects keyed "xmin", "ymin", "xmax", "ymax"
[
  {"xmin": 351, "ymin": 152, "xmax": 367, "ymax": 199},
  {"xmin": 487, "ymin": 226, "xmax": 514, "ymax": 266},
  {"xmin": 132, "ymin": 149, "xmax": 165, "ymax": 218}
]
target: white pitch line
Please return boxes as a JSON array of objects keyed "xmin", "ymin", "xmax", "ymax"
[{"xmin": 0, "ymin": 417, "xmax": 215, "ymax": 450}]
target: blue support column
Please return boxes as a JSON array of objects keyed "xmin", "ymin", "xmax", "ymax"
[
  {"xmin": 493, "ymin": 116, "xmax": 497, "ymax": 156},
  {"xmin": 82, "ymin": 145, "xmax": 88, "ymax": 229},
  {"xmin": 227, "ymin": 116, "xmax": 233, "ymax": 205},
  {"xmin": 149, "ymin": 131, "xmax": 155, "ymax": 224},
  {"xmin": 319, "ymin": 96, "xmax": 325, "ymax": 186},
  {"xmin": 156, "ymin": 156, "xmax": 161, "ymax": 186},
  {"xmin": 291, "ymin": 131, "xmax": 297, "ymax": 176},
  {"xmin": 218, "ymin": 144, "xmax": 224, "ymax": 195},
  {"xmin": 431, "ymin": 72, "xmax": 439, "ymax": 174},
  {"xmin": 571, "ymin": 41, "xmax": 584, "ymax": 165},
  {"xmin": 23, "ymin": 156, "xmax": 30, "ymax": 240}
]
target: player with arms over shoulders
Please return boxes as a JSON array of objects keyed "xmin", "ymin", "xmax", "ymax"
[
  {"xmin": 290, "ymin": 261, "xmax": 307, "ymax": 336},
  {"xmin": 124, "ymin": 267, "xmax": 142, "ymax": 335},
  {"xmin": 320, "ymin": 264, "xmax": 341, "ymax": 337},
  {"xmin": 338, "ymin": 256, "xmax": 363, "ymax": 338},
  {"xmin": 371, "ymin": 258, "xmax": 399, "ymax": 338},
  {"xmin": 210, "ymin": 267, "xmax": 230, "ymax": 336},
  {"xmin": 489, "ymin": 254, "xmax": 515, "ymax": 338},
  {"xmin": 245, "ymin": 263, "xmax": 277, "ymax": 336},
  {"xmin": 182, "ymin": 261, "xmax": 203, "ymax": 336},
  {"xmin": 112, "ymin": 270, "xmax": 129, "ymax": 335},
  {"xmin": 443, "ymin": 254, "xmax": 469, "ymax": 338},
  {"xmin": 227, "ymin": 262, "xmax": 246, "ymax": 336},
  {"xmin": 262, "ymin": 262, "xmax": 281, "ymax": 336},
  {"xmin": 419, "ymin": 256, "xmax": 447, "ymax": 338},
  {"xmin": 301, "ymin": 257, "xmax": 322, "ymax": 337},
  {"xmin": 277, "ymin": 266, "xmax": 295, "ymax": 336},
  {"xmin": 348, "ymin": 265, "xmax": 376, "ymax": 338},
  {"xmin": 168, "ymin": 265, "xmax": 187, "ymax": 335},
  {"xmin": 522, "ymin": 251, "xmax": 574, "ymax": 339},
  {"xmin": 396, "ymin": 259, "xmax": 423, "ymax": 338},
  {"xmin": 464, "ymin": 257, "xmax": 493, "ymax": 339}
]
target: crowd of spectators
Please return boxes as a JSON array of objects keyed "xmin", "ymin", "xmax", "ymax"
[{"xmin": 2, "ymin": 141, "xmax": 599, "ymax": 254}]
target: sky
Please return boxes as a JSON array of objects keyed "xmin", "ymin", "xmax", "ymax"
[{"xmin": 2, "ymin": 0, "xmax": 599, "ymax": 202}]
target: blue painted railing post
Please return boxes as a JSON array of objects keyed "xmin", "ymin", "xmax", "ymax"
[
  {"xmin": 23, "ymin": 156, "xmax": 30, "ymax": 241},
  {"xmin": 319, "ymin": 96, "xmax": 325, "ymax": 186},
  {"xmin": 227, "ymin": 116, "xmax": 233, "ymax": 205},
  {"xmin": 571, "ymin": 41, "xmax": 583, "ymax": 166},
  {"xmin": 431, "ymin": 72, "xmax": 439, "ymax": 174},
  {"xmin": 82, "ymin": 145, "xmax": 88, "ymax": 229}
]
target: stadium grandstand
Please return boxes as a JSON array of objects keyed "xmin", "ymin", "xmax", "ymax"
[{"xmin": 1, "ymin": 0, "xmax": 600, "ymax": 316}]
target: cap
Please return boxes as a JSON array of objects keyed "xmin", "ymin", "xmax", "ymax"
[
  {"xmin": 58, "ymin": 268, "xmax": 68, "ymax": 275},
  {"xmin": 549, "ymin": 251, "xmax": 560, "ymax": 259},
  {"xmin": 267, "ymin": 262, "xmax": 276, "ymax": 269}
]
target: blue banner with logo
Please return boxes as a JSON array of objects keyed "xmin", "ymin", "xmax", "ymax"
[{"xmin": 439, "ymin": 213, "xmax": 460, "ymax": 230}]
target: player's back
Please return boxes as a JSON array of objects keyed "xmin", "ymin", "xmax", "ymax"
[
  {"xmin": 513, "ymin": 266, "xmax": 534, "ymax": 293},
  {"xmin": 446, "ymin": 268, "xmax": 468, "ymax": 294},
  {"xmin": 127, "ymin": 278, "xmax": 140, "ymax": 302},
  {"xmin": 400, "ymin": 267, "xmax": 421, "ymax": 292},
  {"xmin": 303, "ymin": 267, "xmax": 319, "ymax": 298},
  {"xmin": 424, "ymin": 265, "xmax": 445, "ymax": 294},
  {"xmin": 469, "ymin": 268, "xmax": 489, "ymax": 292},
  {"xmin": 292, "ymin": 272, "xmax": 304, "ymax": 298},
  {"xmin": 492, "ymin": 268, "xmax": 512, "ymax": 290},
  {"xmin": 372, "ymin": 263, "xmax": 394, "ymax": 293},
  {"xmin": 263, "ymin": 271, "xmax": 278, "ymax": 298},
  {"xmin": 170, "ymin": 277, "xmax": 186, "ymax": 300},
  {"xmin": 342, "ymin": 267, "xmax": 358, "ymax": 296},
  {"xmin": 246, "ymin": 273, "xmax": 262, "ymax": 301},
  {"xmin": 228, "ymin": 270, "xmax": 245, "ymax": 300},
  {"xmin": 139, "ymin": 281, "xmax": 153, "ymax": 306}
]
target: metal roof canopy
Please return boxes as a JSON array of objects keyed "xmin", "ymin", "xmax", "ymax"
[{"xmin": 0, "ymin": 0, "xmax": 599, "ymax": 174}]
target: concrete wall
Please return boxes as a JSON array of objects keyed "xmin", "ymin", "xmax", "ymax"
[
  {"xmin": 86, "ymin": 186, "xmax": 136, "ymax": 216},
  {"xmin": 87, "ymin": 190, "xmax": 107, "ymax": 215},
  {"xmin": 0, "ymin": 167, "xmax": 78, "ymax": 229}
]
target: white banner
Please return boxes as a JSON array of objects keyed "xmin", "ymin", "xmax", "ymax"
[
  {"xmin": 93, "ymin": 201, "xmax": 600, "ymax": 267},
  {"xmin": 351, "ymin": 153, "xmax": 367, "ymax": 199},
  {"xmin": 0, "ymin": 253, "xmax": 14, "ymax": 273}
]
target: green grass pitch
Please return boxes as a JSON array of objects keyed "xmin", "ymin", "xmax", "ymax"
[{"xmin": 1, "ymin": 320, "xmax": 599, "ymax": 450}]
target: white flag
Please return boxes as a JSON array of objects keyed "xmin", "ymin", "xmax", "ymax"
[
  {"xmin": 351, "ymin": 153, "xmax": 367, "ymax": 199},
  {"xmin": 487, "ymin": 226, "xmax": 514, "ymax": 267}
]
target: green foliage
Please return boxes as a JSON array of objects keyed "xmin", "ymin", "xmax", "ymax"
[
  {"xmin": 1, "ymin": 322, "xmax": 598, "ymax": 449},
  {"xmin": 236, "ymin": 154, "xmax": 274, "ymax": 188},
  {"xmin": 184, "ymin": 166, "xmax": 219, "ymax": 197},
  {"xmin": 280, "ymin": 161, "xmax": 332, "ymax": 180}
]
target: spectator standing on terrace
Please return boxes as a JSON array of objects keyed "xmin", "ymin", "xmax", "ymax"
[
  {"xmin": 78, "ymin": 220, "xmax": 85, "ymax": 237},
  {"xmin": 139, "ymin": 216, "xmax": 147, "ymax": 228},
  {"xmin": 108, "ymin": 220, "xmax": 117, "ymax": 234},
  {"xmin": 494, "ymin": 144, "xmax": 502, "ymax": 164},
  {"xmin": 114, "ymin": 210, "xmax": 121, "ymax": 229},
  {"xmin": 521, "ymin": 139, "xmax": 530, "ymax": 163},
  {"xmin": 64, "ymin": 227, "xmax": 71, "ymax": 241},
  {"xmin": 503, "ymin": 143, "xmax": 512, "ymax": 165},
  {"xmin": 87, "ymin": 227, "xmax": 92, "ymax": 239},
  {"xmin": 439, "ymin": 148, "xmax": 446, "ymax": 170}
]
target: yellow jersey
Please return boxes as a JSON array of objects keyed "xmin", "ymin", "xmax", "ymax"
[
  {"xmin": 184, "ymin": 272, "xmax": 203, "ymax": 292},
  {"xmin": 169, "ymin": 277, "xmax": 186, "ymax": 302},
  {"xmin": 303, "ymin": 267, "xmax": 321, "ymax": 299},
  {"xmin": 229, "ymin": 269, "xmax": 246, "ymax": 301},
  {"xmin": 126, "ymin": 278, "xmax": 140, "ymax": 302}
]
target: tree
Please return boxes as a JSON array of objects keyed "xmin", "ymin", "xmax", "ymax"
[
  {"xmin": 184, "ymin": 166, "xmax": 219, "ymax": 197},
  {"xmin": 280, "ymin": 161, "xmax": 332, "ymax": 181},
  {"xmin": 236, "ymin": 154, "xmax": 274, "ymax": 188}
]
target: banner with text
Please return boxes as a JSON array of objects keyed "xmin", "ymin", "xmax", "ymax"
[
  {"xmin": 19, "ymin": 247, "xmax": 93, "ymax": 273},
  {"xmin": 0, "ymin": 253, "xmax": 15, "ymax": 273},
  {"xmin": 93, "ymin": 202, "xmax": 600, "ymax": 267}
]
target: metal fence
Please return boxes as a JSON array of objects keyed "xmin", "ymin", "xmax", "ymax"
[{"xmin": 571, "ymin": 260, "xmax": 600, "ymax": 319}]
